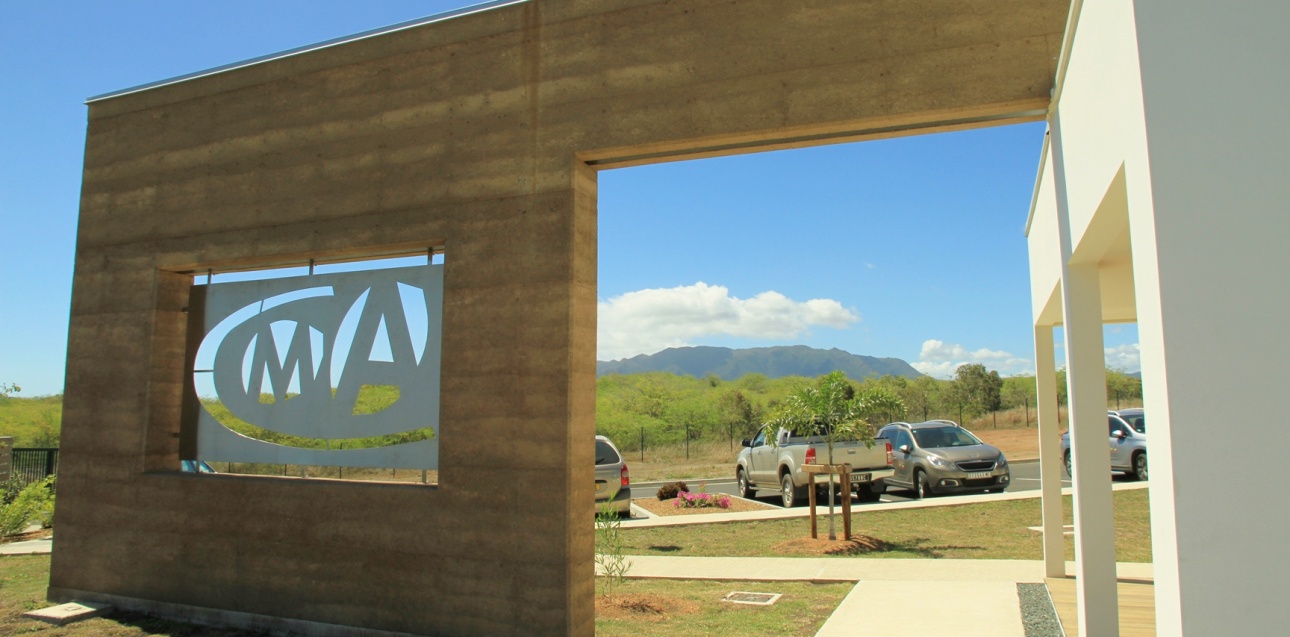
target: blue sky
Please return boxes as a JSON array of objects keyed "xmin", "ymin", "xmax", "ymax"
[{"xmin": 0, "ymin": 1, "xmax": 1139, "ymax": 397}]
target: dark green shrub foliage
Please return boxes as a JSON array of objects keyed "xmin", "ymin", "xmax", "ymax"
[{"xmin": 656, "ymin": 481, "xmax": 689, "ymax": 501}]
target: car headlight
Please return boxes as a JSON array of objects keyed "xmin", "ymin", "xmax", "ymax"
[
  {"xmin": 928, "ymin": 455, "xmax": 951, "ymax": 468},
  {"xmin": 997, "ymin": 455, "xmax": 1008, "ymax": 468}
]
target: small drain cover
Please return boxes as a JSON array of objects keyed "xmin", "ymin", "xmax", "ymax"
[{"xmin": 722, "ymin": 592, "xmax": 782, "ymax": 606}]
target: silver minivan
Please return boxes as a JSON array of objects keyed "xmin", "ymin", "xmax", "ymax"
[
  {"xmin": 594, "ymin": 435, "xmax": 632, "ymax": 516},
  {"xmin": 876, "ymin": 421, "xmax": 1010, "ymax": 499},
  {"xmin": 1060, "ymin": 409, "xmax": 1147, "ymax": 480}
]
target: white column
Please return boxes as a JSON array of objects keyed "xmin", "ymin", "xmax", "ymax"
[
  {"xmin": 1127, "ymin": 3, "xmax": 1290, "ymax": 634},
  {"xmin": 1034, "ymin": 324, "xmax": 1064, "ymax": 578},
  {"xmin": 1049, "ymin": 108, "xmax": 1118, "ymax": 637},
  {"xmin": 1060, "ymin": 263, "xmax": 1117, "ymax": 637}
]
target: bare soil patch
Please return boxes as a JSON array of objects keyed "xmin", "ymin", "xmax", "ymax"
[
  {"xmin": 634, "ymin": 495, "xmax": 774, "ymax": 517},
  {"xmin": 771, "ymin": 535, "xmax": 893, "ymax": 556},
  {"xmin": 595, "ymin": 593, "xmax": 700, "ymax": 622}
]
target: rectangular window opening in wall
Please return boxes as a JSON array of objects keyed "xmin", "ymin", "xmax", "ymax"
[{"xmin": 181, "ymin": 250, "xmax": 445, "ymax": 485}]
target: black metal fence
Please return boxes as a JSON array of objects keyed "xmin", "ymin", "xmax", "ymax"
[{"xmin": 11, "ymin": 448, "xmax": 58, "ymax": 486}]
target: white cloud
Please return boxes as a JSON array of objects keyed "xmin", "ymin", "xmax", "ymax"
[
  {"xmin": 911, "ymin": 339, "xmax": 1033, "ymax": 379},
  {"xmin": 597, "ymin": 282, "xmax": 858, "ymax": 361},
  {"xmin": 1104, "ymin": 343, "xmax": 1141, "ymax": 372}
]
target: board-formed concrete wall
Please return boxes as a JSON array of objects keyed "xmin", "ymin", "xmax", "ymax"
[{"xmin": 55, "ymin": 1, "xmax": 1067, "ymax": 634}]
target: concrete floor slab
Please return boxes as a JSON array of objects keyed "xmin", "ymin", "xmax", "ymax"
[
  {"xmin": 815, "ymin": 581, "xmax": 1025, "ymax": 637},
  {"xmin": 23, "ymin": 601, "xmax": 112, "ymax": 626}
]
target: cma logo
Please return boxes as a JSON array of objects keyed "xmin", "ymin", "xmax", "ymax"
[{"xmin": 192, "ymin": 266, "xmax": 443, "ymax": 443}]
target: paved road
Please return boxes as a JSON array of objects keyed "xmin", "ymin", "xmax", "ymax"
[{"xmin": 631, "ymin": 460, "xmax": 1074, "ymax": 508}]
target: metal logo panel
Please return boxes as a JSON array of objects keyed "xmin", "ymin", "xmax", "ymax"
[{"xmin": 189, "ymin": 265, "xmax": 443, "ymax": 470}]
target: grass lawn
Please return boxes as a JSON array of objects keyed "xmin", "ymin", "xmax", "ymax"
[
  {"xmin": 0, "ymin": 556, "xmax": 847, "ymax": 637},
  {"xmin": 0, "ymin": 555, "xmax": 255, "ymax": 636},
  {"xmin": 595, "ymin": 579, "xmax": 851, "ymax": 637},
  {"xmin": 622, "ymin": 488, "xmax": 1153, "ymax": 563}
]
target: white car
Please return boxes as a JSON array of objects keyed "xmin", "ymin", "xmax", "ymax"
[
  {"xmin": 1061, "ymin": 409, "xmax": 1147, "ymax": 480},
  {"xmin": 594, "ymin": 435, "xmax": 631, "ymax": 516}
]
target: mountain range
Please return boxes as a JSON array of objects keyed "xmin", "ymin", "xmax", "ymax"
[{"xmin": 596, "ymin": 345, "xmax": 923, "ymax": 381}]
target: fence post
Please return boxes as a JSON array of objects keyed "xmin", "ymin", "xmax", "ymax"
[
  {"xmin": 685, "ymin": 423, "xmax": 690, "ymax": 460},
  {"xmin": 958, "ymin": 404, "xmax": 963, "ymax": 426},
  {"xmin": 993, "ymin": 410, "xmax": 997, "ymax": 429},
  {"xmin": 729, "ymin": 422, "xmax": 733, "ymax": 454},
  {"xmin": 640, "ymin": 427, "xmax": 644, "ymax": 463},
  {"xmin": 1025, "ymin": 397, "xmax": 1030, "ymax": 428}
]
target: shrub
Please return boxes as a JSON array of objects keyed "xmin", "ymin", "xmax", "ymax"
[
  {"xmin": 656, "ymin": 481, "xmax": 689, "ymax": 501},
  {"xmin": 0, "ymin": 477, "xmax": 55, "ymax": 537},
  {"xmin": 672, "ymin": 490, "xmax": 732, "ymax": 510}
]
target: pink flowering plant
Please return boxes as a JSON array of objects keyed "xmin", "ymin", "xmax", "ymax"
[{"xmin": 672, "ymin": 482, "xmax": 732, "ymax": 509}]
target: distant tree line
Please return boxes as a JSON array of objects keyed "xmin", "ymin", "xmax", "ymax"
[{"xmin": 595, "ymin": 367, "xmax": 1143, "ymax": 451}]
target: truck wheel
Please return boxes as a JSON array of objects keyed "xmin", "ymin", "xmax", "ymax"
[
  {"xmin": 737, "ymin": 469, "xmax": 755, "ymax": 499},
  {"xmin": 914, "ymin": 470, "xmax": 932, "ymax": 500},
  {"xmin": 856, "ymin": 484, "xmax": 883, "ymax": 503},
  {"xmin": 1132, "ymin": 451, "xmax": 1148, "ymax": 481},
  {"xmin": 1064, "ymin": 451, "xmax": 1073, "ymax": 478},
  {"xmin": 780, "ymin": 473, "xmax": 804, "ymax": 508}
]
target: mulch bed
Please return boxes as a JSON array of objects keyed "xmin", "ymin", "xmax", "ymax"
[
  {"xmin": 0, "ymin": 529, "xmax": 51, "ymax": 544},
  {"xmin": 771, "ymin": 535, "xmax": 893, "ymax": 556},
  {"xmin": 595, "ymin": 593, "xmax": 700, "ymax": 621},
  {"xmin": 634, "ymin": 495, "xmax": 776, "ymax": 517}
]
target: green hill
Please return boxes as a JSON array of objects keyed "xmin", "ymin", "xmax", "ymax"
[{"xmin": 597, "ymin": 345, "xmax": 922, "ymax": 381}]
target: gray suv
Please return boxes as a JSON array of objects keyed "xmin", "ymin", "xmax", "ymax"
[
  {"xmin": 595, "ymin": 435, "xmax": 632, "ymax": 516},
  {"xmin": 876, "ymin": 421, "xmax": 1011, "ymax": 499},
  {"xmin": 1060, "ymin": 409, "xmax": 1147, "ymax": 481}
]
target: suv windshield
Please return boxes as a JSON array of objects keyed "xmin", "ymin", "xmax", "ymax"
[
  {"xmin": 1121, "ymin": 414, "xmax": 1146, "ymax": 433},
  {"xmin": 911, "ymin": 427, "xmax": 982, "ymax": 449},
  {"xmin": 595, "ymin": 440, "xmax": 621, "ymax": 465}
]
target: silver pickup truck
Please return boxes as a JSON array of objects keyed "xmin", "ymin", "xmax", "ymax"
[{"xmin": 736, "ymin": 424, "xmax": 894, "ymax": 507}]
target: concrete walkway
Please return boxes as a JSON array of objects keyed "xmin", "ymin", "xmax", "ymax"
[
  {"xmin": 624, "ymin": 480, "xmax": 1149, "ymax": 528},
  {"xmin": 617, "ymin": 555, "xmax": 1153, "ymax": 637},
  {"xmin": 617, "ymin": 556, "xmax": 1042, "ymax": 636},
  {"xmin": 11, "ymin": 483, "xmax": 1150, "ymax": 635},
  {"xmin": 616, "ymin": 482, "xmax": 1151, "ymax": 637},
  {"xmin": 0, "ymin": 536, "xmax": 52, "ymax": 556}
]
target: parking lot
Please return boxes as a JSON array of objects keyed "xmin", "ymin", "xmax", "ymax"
[{"xmin": 630, "ymin": 459, "xmax": 1069, "ymax": 508}]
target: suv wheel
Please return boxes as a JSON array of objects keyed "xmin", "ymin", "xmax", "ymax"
[
  {"xmin": 914, "ymin": 470, "xmax": 932, "ymax": 499},
  {"xmin": 737, "ymin": 469, "xmax": 754, "ymax": 499},
  {"xmin": 1064, "ymin": 451, "xmax": 1073, "ymax": 478},
  {"xmin": 1132, "ymin": 451, "xmax": 1148, "ymax": 481},
  {"xmin": 780, "ymin": 473, "xmax": 802, "ymax": 508},
  {"xmin": 856, "ymin": 484, "xmax": 883, "ymax": 503}
]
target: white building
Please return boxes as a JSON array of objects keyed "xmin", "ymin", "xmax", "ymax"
[{"xmin": 1028, "ymin": 1, "xmax": 1289, "ymax": 635}]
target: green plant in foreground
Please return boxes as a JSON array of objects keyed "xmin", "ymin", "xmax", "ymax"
[
  {"xmin": 595, "ymin": 501, "xmax": 630, "ymax": 602},
  {"xmin": 769, "ymin": 371, "xmax": 904, "ymax": 540},
  {"xmin": 0, "ymin": 477, "xmax": 55, "ymax": 537}
]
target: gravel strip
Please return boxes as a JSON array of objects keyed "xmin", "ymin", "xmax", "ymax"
[{"xmin": 1018, "ymin": 583, "xmax": 1065, "ymax": 637}]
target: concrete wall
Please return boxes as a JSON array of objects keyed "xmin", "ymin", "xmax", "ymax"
[
  {"xmin": 1131, "ymin": 1, "xmax": 1290, "ymax": 634},
  {"xmin": 1030, "ymin": 1, "xmax": 1290, "ymax": 634},
  {"xmin": 57, "ymin": 1, "xmax": 1068, "ymax": 634}
]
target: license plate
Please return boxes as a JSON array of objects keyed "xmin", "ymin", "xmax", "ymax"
[
  {"xmin": 849, "ymin": 473, "xmax": 871, "ymax": 483},
  {"xmin": 595, "ymin": 482, "xmax": 606, "ymax": 493},
  {"xmin": 967, "ymin": 471, "xmax": 992, "ymax": 479}
]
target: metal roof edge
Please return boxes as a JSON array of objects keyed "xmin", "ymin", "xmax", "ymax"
[{"xmin": 85, "ymin": 0, "xmax": 529, "ymax": 104}]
